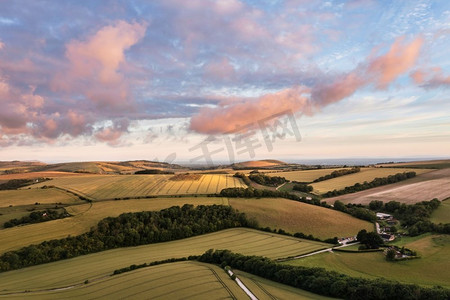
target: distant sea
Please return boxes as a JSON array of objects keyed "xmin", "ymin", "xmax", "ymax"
[{"xmin": 288, "ymin": 157, "xmax": 450, "ymax": 166}]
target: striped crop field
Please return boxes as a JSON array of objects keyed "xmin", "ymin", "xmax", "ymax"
[
  {"xmin": 27, "ymin": 174, "xmax": 245, "ymax": 200},
  {"xmin": 236, "ymin": 270, "xmax": 335, "ymax": 300},
  {"xmin": 0, "ymin": 262, "xmax": 248, "ymax": 300},
  {"xmin": 27, "ymin": 174, "xmax": 246, "ymax": 200},
  {"xmin": 0, "ymin": 261, "xmax": 336, "ymax": 300},
  {"xmin": 0, "ymin": 228, "xmax": 329, "ymax": 294},
  {"xmin": 0, "ymin": 197, "xmax": 229, "ymax": 254},
  {"xmin": 310, "ymin": 167, "xmax": 432, "ymax": 194}
]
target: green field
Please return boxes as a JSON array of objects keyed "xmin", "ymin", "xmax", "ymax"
[
  {"xmin": 0, "ymin": 197, "xmax": 229, "ymax": 254},
  {"xmin": 28, "ymin": 174, "xmax": 246, "ymax": 200},
  {"xmin": 310, "ymin": 167, "xmax": 432, "ymax": 194},
  {"xmin": 0, "ymin": 261, "xmax": 336, "ymax": 300},
  {"xmin": 431, "ymin": 199, "xmax": 450, "ymax": 224},
  {"xmin": 285, "ymin": 234, "xmax": 450, "ymax": 288},
  {"xmin": 0, "ymin": 188, "xmax": 81, "ymax": 207},
  {"xmin": 0, "ymin": 228, "xmax": 329, "ymax": 293},
  {"xmin": 229, "ymin": 198, "xmax": 373, "ymax": 239}
]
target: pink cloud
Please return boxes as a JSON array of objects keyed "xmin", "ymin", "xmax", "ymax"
[
  {"xmin": 411, "ymin": 67, "xmax": 450, "ymax": 88},
  {"xmin": 367, "ymin": 36, "xmax": 423, "ymax": 89},
  {"xmin": 94, "ymin": 119, "xmax": 129, "ymax": 146},
  {"xmin": 204, "ymin": 57, "xmax": 235, "ymax": 81},
  {"xmin": 190, "ymin": 86, "xmax": 311, "ymax": 134},
  {"xmin": 52, "ymin": 20, "xmax": 147, "ymax": 111},
  {"xmin": 189, "ymin": 36, "xmax": 424, "ymax": 135}
]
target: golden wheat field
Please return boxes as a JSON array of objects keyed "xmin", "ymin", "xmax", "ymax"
[
  {"xmin": 27, "ymin": 174, "xmax": 247, "ymax": 200},
  {"xmin": 266, "ymin": 168, "xmax": 350, "ymax": 183},
  {"xmin": 229, "ymin": 197, "xmax": 373, "ymax": 239},
  {"xmin": 310, "ymin": 167, "xmax": 432, "ymax": 194}
]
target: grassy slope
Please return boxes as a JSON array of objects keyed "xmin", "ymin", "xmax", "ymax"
[
  {"xmin": 0, "ymin": 228, "xmax": 329, "ymax": 293},
  {"xmin": 310, "ymin": 167, "xmax": 432, "ymax": 194},
  {"xmin": 0, "ymin": 197, "xmax": 228, "ymax": 254},
  {"xmin": 229, "ymin": 198, "xmax": 373, "ymax": 239},
  {"xmin": 285, "ymin": 234, "xmax": 450, "ymax": 288},
  {"xmin": 0, "ymin": 188, "xmax": 81, "ymax": 207},
  {"xmin": 430, "ymin": 199, "xmax": 450, "ymax": 224}
]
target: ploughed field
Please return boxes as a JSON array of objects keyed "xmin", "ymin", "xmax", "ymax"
[
  {"xmin": 27, "ymin": 174, "xmax": 246, "ymax": 200},
  {"xmin": 329, "ymin": 168, "xmax": 450, "ymax": 205}
]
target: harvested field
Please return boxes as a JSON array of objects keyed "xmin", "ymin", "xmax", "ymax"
[
  {"xmin": 229, "ymin": 198, "xmax": 373, "ymax": 239},
  {"xmin": 329, "ymin": 168, "xmax": 450, "ymax": 205},
  {"xmin": 0, "ymin": 197, "xmax": 228, "ymax": 254},
  {"xmin": 27, "ymin": 174, "xmax": 246, "ymax": 200},
  {"xmin": 0, "ymin": 228, "xmax": 329, "ymax": 293},
  {"xmin": 310, "ymin": 167, "xmax": 432, "ymax": 194}
]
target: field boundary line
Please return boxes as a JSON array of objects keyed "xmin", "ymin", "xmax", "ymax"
[
  {"xmin": 204, "ymin": 265, "xmax": 238, "ymax": 300},
  {"xmin": 248, "ymin": 277, "xmax": 277, "ymax": 300}
]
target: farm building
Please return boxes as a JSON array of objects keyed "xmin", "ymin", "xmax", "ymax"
[
  {"xmin": 380, "ymin": 233, "xmax": 395, "ymax": 242},
  {"xmin": 376, "ymin": 212, "xmax": 392, "ymax": 220}
]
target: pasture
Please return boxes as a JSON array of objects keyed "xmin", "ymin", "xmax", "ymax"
[
  {"xmin": 0, "ymin": 197, "xmax": 228, "ymax": 254},
  {"xmin": 27, "ymin": 174, "xmax": 246, "ymax": 200},
  {"xmin": 310, "ymin": 167, "xmax": 432, "ymax": 194},
  {"xmin": 329, "ymin": 168, "xmax": 450, "ymax": 205},
  {"xmin": 285, "ymin": 234, "xmax": 450, "ymax": 288},
  {"xmin": 431, "ymin": 199, "xmax": 450, "ymax": 224},
  {"xmin": 266, "ymin": 169, "xmax": 345, "ymax": 183},
  {"xmin": 229, "ymin": 198, "xmax": 373, "ymax": 239},
  {"xmin": 0, "ymin": 228, "xmax": 329, "ymax": 293}
]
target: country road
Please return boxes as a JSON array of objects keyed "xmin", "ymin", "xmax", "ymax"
[{"xmin": 277, "ymin": 242, "xmax": 360, "ymax": 262}]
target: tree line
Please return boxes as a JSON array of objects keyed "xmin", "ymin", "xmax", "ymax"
[
  {"xmin": 0, "ymin": 178, "xmax": 49, "ymax": 190},
  {"xmin": 370, "ymin": 199, "xmax": 449, "ymax": 236},
  {"xmin": 313, "ymin": 167, "xmax": 360, "ymax": 183},
  {"xmin": 198, "ymin": 249, "xmax": 450, "ymax": 300},
  {"xmin": 0, "ymin": 205, "xmax": 255, "ymax": 272},
  {"xmin": 248, "ymin": 173, "xmax": 287, "ymax": 187},
  {"xmin": 4, "ymin": 208, "xmax": 69, "ymax": 228},
  {"xmin": 323, "ymin": 172, "xmax": 416, "ymax": 197}
]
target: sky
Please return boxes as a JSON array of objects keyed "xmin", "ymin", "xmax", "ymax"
[{"xmin": 0, "ymin": 0, "xmax": 449, "ymax": 164}]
